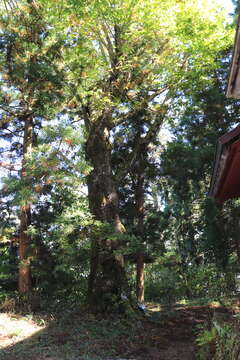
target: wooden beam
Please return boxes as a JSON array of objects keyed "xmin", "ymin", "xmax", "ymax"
[
  {"xmin": 226, "ymin": 15, "xmax": 240, "ymax": 98},
  {"xmin": 209, "ymin": 125, "xmax": 240, "ymax": 199}
]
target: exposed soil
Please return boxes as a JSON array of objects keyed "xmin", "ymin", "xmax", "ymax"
[{"xmin": 0, "ymin": 303, "xmax": 235, "ymax": 360}]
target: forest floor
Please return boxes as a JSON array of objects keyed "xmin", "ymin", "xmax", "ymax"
[{"xmin": 0, "ymin": 302, "xmax": 236, "ymax": 360}]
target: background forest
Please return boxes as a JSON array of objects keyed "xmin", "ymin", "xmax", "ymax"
[{"xmin": 0, "ymin": 0, "xmax": 240, "ymax": 317}]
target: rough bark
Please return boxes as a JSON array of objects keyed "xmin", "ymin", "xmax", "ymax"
[
  {"xmin": 86, "ymin": 120, "xmax": 129, "ymax": 312},
  {"xmin": 235, "ymin": 236, "xmax": 240, "ymax": 265},
  {"xmin": 18, "ymin": 116, "xmax": 33, "ymax": 294},
  {"xmin": 136, "ymin": 252, "xmax": 145, "ymax": 303},
  {"xmin": 135, "ymin": 169, "xmax": 145, "ymax": 303},
  {"xmin": 232, "ymin": 212, "xmax": 240, "ymax": 265}
]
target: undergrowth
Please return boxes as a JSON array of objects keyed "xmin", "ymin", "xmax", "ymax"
[{"xmin": 196, "ymin": 313, "xmax": 240, "ymax": 360}]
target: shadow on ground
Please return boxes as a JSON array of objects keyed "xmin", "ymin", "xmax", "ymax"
[{"xmin": 0, "ymin": 304, "xmax": 230, "ymax": 360}]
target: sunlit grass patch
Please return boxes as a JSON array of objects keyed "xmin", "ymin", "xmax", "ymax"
[
  {"xmin": 0, "ymin": 313, "xmax": 45, "ymax": 349},
  {"xmin": 145, "ymin": 302, "xmax": 162, "ymax": 312}
]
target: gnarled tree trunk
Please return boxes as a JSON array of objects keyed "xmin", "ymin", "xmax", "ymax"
[
  {"xmin": 86, "ymin": 120, "xmax": 130, "ymax": 312},
  {"xmin": 135, "ymin": 168, "xmax": 145, "ymax": 303}
]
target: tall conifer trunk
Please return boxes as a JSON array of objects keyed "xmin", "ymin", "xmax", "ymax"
[
  {"xmin": 136, "ymin": 253, "xmax": 144, "ymax": 303},
  {"xmin": 135, "ymin": 169, "xmax": 145, "ymax": 303},
  {"xmin": 86, "ymin": 121, "xmax": 129, "ymax": 311},
  {"xmin": 18, "ymin": 116, "xmax": 33, "ymax": 293}
]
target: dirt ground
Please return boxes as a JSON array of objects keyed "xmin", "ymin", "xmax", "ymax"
[{"xmin": 0, "ymin": 304, "xmax": 234, "ymax": 360}]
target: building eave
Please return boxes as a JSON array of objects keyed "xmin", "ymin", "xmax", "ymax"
[{"xmin": 209, "ymin": 125, "xmax": 240, "ymax": 201}]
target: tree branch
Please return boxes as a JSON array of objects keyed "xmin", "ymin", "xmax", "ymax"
[{"xmin": 115, "ymin": 95, "xmax": 170, "ymax": 185}]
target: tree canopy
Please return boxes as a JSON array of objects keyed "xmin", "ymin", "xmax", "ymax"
[{"xmin": 0, "ymin": 0, "xmax": 238, "ymax": 313}]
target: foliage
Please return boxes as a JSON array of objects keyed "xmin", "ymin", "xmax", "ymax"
[
  {"xmin": 196, "ymin": 324, "xmax": 217, "ymax": 360},
  {"xmin": 144, "ymin": 253, "xmax": 238, "ymax": 304},
  {"xmin": 0, "ymin": 243, "xmax": 18, "ymax": 294},
  {"xmin": 0, "ymin": 0, "xmax": 237, "ymax": 311},
  {"xmin": 196, "ymin": 316, "xmax": 240, "ymax": 360},
  {"xmin": 155, "ymin": 46, "xmax": 240, "ymax": 304}
]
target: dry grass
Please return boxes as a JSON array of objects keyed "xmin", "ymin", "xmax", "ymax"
[{"xmin": 0, "ymin": 303, "xmax": 234, "ymax": 360}]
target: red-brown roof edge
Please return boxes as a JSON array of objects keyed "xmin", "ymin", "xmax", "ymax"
[{"xmin": 208, "ymin": 124, "xmax": 240, "ymax": 198}]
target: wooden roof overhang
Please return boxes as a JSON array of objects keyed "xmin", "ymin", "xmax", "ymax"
[
  {"xmin": 209, "ymin": 16, "xmax": 240, "ymax": 202},
  {"xmin": 226, "ymin": 15, "xmax": 240, "ymax": 99},
  {"xmin": 209, "ymin": 125, "xmax": 240, "ymax": 202}
]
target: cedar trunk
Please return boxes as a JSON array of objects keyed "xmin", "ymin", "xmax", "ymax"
[
  {"xmin": 18, "ymin": 116, "xmax": 33, "ymax": 293},
  {"xmin": 135, "ymin": 171, "xmax": 145, "ymax": 303},
  {"xmin": 86, "ymin": 121, "xmax": 129, "ymax": 312},
  {"xmin": 136, "ymin": 253, "xmax": 145, "ymax": 303}
]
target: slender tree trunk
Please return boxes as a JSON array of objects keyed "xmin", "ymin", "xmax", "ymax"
[
  {"xmin": 86, "ymin": 120, "xmax": 129, "ymax": 312},
  {"xmin": 18, "ymin": 116, "xmax": 33, "ymax": 293},
  {"xmin": 135, "ymin": 170, "xmax": 145, "ymax": 303},
  {"xmin": 136, "ymin": 252, "xmax": 145, "ymax": 303},
  {"xmin": 233, "ymin": 214, "xmax": 240, "ymax": 265},
  {"xmin": 235, "ymin": 237, "xmax": 240, "ymax": 265}
]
